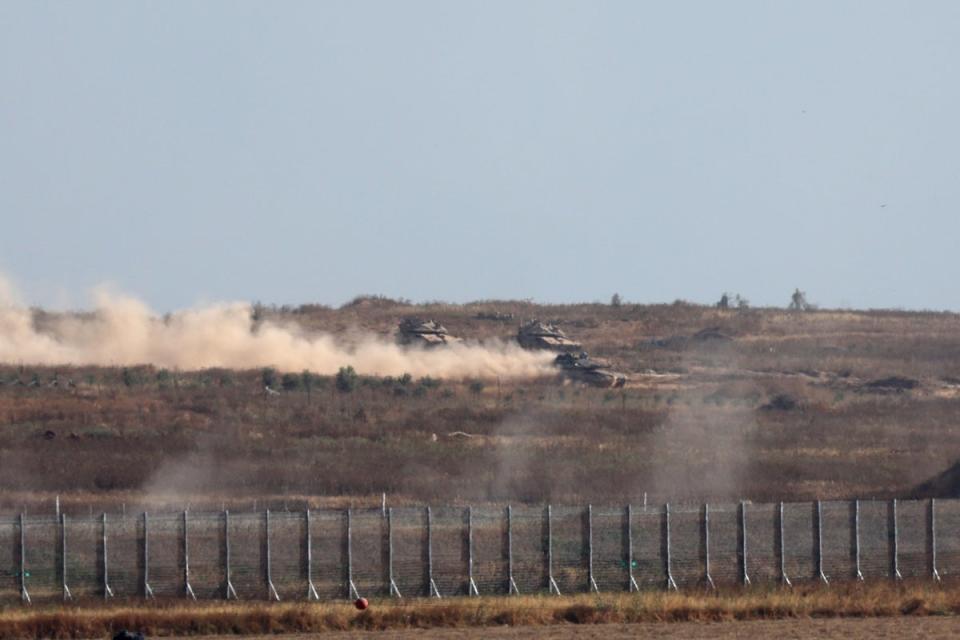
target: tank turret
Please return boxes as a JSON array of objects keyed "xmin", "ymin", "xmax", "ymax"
[
  {"xmin": 517, "ymin": 320, "xmax": 582, "ymax": 352},
  {"xmin": 553, "ymin": 351, "xmax": 627, "ymax": 388},
  {"xmin": 397, "ymin": 318, "xmax": 459, "ymax": 347}
]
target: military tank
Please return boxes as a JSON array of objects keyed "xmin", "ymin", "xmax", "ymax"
[
  {"xmin": 396, "ymin": 318, "xmax": 459, "ymax": 347},
  {"xmin": 517, "ymin": 320, "xmax": 582, "ymax": 352},
  {"xmin": 554, "ymin": 352, "xmax": 627, "ymax": 388}
]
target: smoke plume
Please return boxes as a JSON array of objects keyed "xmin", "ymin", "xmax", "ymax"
[{"xmin": 0, "ymin": 277, "xmax": 552, "ymax": 379}]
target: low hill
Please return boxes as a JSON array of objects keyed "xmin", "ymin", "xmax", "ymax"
[{"xmin": 0, "ymin": 301, "xmax": 958, "ymax": 511}]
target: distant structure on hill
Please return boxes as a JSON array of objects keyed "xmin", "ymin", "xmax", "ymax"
[{"xmin": 789, "ymin": 288, "xmax": 815, "ymax": 311}]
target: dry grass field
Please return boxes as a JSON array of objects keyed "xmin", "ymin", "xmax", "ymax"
[
  {"xmin": 1, "ymin": 300, "xmax": 960, "ymax": 511},
  {"xmin": 262, "ymin": 618, "xmax": 960, "ymax": 640},
  {"xmin": 0, "ymin": 582, "xmax": 957, "ymax": 639},
  {"xmin": 229, "ymin": 618, "xmax": 960, "ymax": 640}
]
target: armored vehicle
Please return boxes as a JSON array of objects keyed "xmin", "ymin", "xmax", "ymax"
[
  {"xmin": 396, "ymin": 318, "xmax": 459, "ymax": 347},
  {"xmin": 554, "ymin": 352, "xmax": 627, "ymax": 388},
  {"xmin": 517, "ymin": 320, "xmax": 582, "ymax": 352}
]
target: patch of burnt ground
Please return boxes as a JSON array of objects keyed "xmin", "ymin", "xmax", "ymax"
[
  {"xmin": 761, "ymin": 393, "xmax": 799, "ymax": 411},
  {"xmin": 863, "ymin": 376, "xmax": 920, "ymax": 393}
]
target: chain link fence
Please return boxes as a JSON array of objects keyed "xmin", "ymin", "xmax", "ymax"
[{"xmin": 2, "ymin": 499, "xmax": 956, "ymax": 603}]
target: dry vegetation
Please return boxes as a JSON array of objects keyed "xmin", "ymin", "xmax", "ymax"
[
  {"xmin": 0, "ymin": 582, "xmax": 956, "ymax": 638},
  {"xmin": 1, "ymin": 300, "xmax": 960, "ymax": 512}
]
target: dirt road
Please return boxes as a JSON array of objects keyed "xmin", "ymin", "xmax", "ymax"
[{"xmin": 193, "ymin": 617, "xmax": 959, "ymax": 639}]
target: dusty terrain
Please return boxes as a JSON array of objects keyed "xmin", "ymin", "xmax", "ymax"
[
  {"xmin": 1, "ymin": 299, "xmax": 959, "ymax": 510},
  {"xmin": 225, "ymin": 617, "xmax": 960, "ymax": 639}
]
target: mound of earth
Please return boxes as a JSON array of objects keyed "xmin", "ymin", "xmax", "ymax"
[
  {"xmin": 761, "ymin": 393, "xmax": 799, "ymax": 411},
  {"xmin": 912, "ymin": 460, "xmax": 960, "ymax": 498},
  {"xmin": 863, "ymin": 376, "xmax": 919, "ymax": 392},
  {"xmin": 691, "ymin": 327, "xmax": 733, "ymax": 342},
  {"xmin": 645, "ymin": 327, "xmax": 734, "ymax": 350}
]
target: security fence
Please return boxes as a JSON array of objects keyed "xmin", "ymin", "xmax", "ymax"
[{"xmin": 2, "ymin": 499, "xmax": 957, "ymax": 603}]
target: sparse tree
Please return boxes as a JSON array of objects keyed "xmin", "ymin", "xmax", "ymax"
[
  {"xmin": 789, "ymin": 288, "xmax": 813, "ymax": 311},
  {"xmin": 281, "ymin": 373, "xmax": 301, "ymax": 391},
  {"xmin": 302, "ymin": 369, "xmax": 314, "ymax": 404},
  {"xmin": 610, "ymin": 293, "xmax": 623, "ymax": 307},
  {"xmin": 336, "ymin": 366, "xmax": 358, "ymax": 393},
  {"xmin": 261, "ymin": 367, "xmax": 277, "ymax": 390},
  {"xmin": 419, "ymin": 376, "xmax": 440, "ymax": 389},
  {"xmin": 251, "ymin": 301, "xmax": 266, "ymax": 325}
]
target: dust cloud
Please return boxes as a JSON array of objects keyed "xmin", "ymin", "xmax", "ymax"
[
  {"xmin": 643, "ymin": 345, "xmax": 759, "ymax": 502},
  {"xmin": 0, "ymin": 276, "xmax": 552, "ymax": 379}
]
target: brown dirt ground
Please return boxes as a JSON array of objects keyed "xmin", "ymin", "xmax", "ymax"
[{"xmin": 187, "ymin": 617, "xmax": 960, "ymax": 639}]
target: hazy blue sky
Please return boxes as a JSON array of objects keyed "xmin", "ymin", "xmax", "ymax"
[{"xmin": 2, "ymin": 2, "xmax": 958, "ymax": 311}]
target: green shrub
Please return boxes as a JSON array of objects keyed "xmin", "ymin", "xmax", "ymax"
[
  {"xmin": 300, "ymin": 370, "xmax": 316, "ymax": 394},
  {"xmin": 419, "ymin": 376, "xmax": 441, "ymax": 389},
  {"xmin": 261, "ymin": 367, "xmax": 277, "ymax": 389},
  {"xmin": 121, "ymin": 368, "xmax": 138, "ymax": 387},
  {"xmin": 336, "ymin": 366, "xmax": 358, "ymax": 393},
  {"xmin": 281, "ymin": 373, "xmax": 301, "ymax": 391}
]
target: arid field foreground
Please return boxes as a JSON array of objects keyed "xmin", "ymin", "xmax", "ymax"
[
  {"xmin": 240, "ymin": 618, "xmax": 959, "ymax": 640},
  {"xmin": 0, "ymin": 583, "xmax": 957, "ymax": 639}
]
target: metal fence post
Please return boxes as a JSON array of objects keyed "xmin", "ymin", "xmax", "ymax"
[
  {"xmin": 426, "ymin": 506, "xmax": 441, "ymax": 598},
  {"xmin": 852, "ymin": 500, "xmax": 864, "ymax": 581},
  {"xmin": 506, "ymin": 505, "xmax": 519, "ymax": 595},
  {"xmin": 815, "ymin": 501, "xmax": 828, "ymax": 583},
  {"xmin": 546, "ymin": 505, "xmax": 561, "ymax": 595},
  {"xmin": 60, "ymin": 512, "xmax": 72, "ymax": 601},
  {"xmin": 466, "ymin": 507, "xmax": 479, "ymax": 596},
  {"xmin": 664, "ymin": 503, "xmax": 678, "ymax": 591},
  {"xmin": 143, "ymin": 512, "xmax": 154, "ymax": 598},
  {"xmin": 777, "ymin": 502, "xmax": 791, "ymax": 586},
  {"xmin": 930, "ymin": 499, "xmax": 941, "ymax": 582},
  {"xmin": 224, "ymin": 510, "xmax": 238, "ymax": 599},
  {"xmin": 739, "ymin": 501, "xmax": 750, "ymax": 586},
  {"xmin": 305, "ymin": 509, "xmax": 320, "ymax": 600},
  {"xmin": 702, "ymin": 503, "xmax": 716, "ymax": 589},
  {"xmin": 183, "ymin": 511, "xmax": 196, "ymax": 599},
  {"xmin": 890, "ymin": 499, "xmax": 902, "ymax": 581},
  {"xmin": 345, "ymin": 509, "xmax": 360, "ymax": 600},
  {"xmin": 387, "ymin": 508, "xmax": 401, "ymax": 597},
  {"xmin": 587, "ymin": 505, "xmax": 599, "ymax": 592},
  {"xmin": 19, "ymin": 513, "xmax": 30, "ymax": 604},
  {"xmin": 626, "ymin": 504, "xmax": 639, "ymax": 592},
  {"xmin": 265, "ymin": 509, "xmax": 280, "ymax": 600},
  {"xmin": 102, "ymin": 513, "xmax": 114, "ymax": 599}
]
